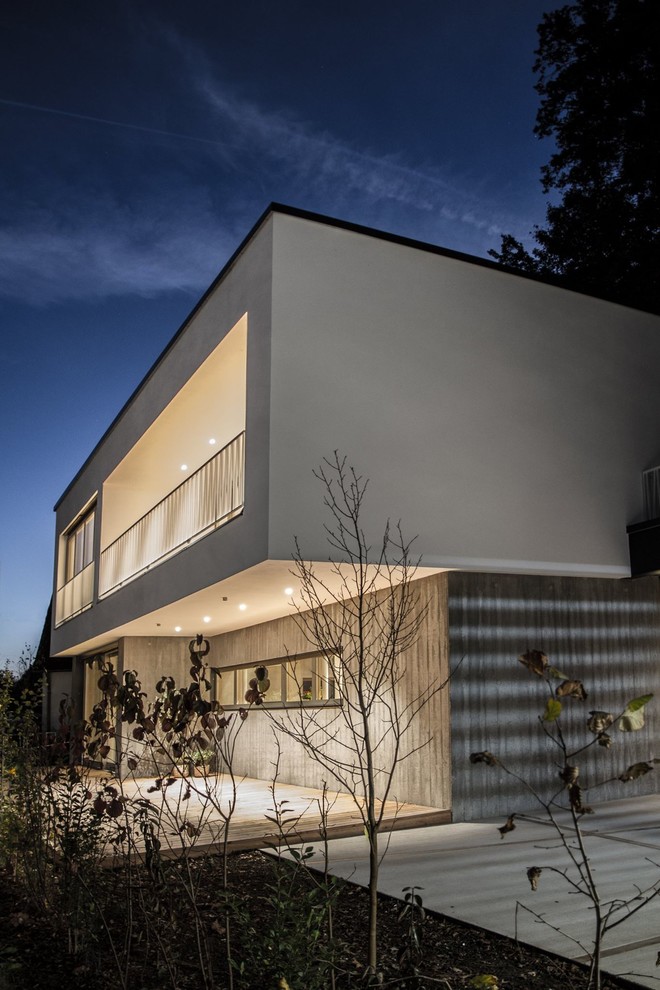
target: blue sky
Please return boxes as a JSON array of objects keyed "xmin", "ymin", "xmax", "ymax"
[{"xmin": 0, "ymin": 0, "xmax": 553, "ymax": 664}]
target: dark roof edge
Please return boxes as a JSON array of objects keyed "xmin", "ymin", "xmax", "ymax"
[{"xmin": 54, "ymin": 201, "xmax": 657, "ymax": 510}]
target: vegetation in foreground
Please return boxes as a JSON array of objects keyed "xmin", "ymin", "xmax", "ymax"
[{"xmin": 0, "ymin": 655, "xmax": 645, "ymax": 990}]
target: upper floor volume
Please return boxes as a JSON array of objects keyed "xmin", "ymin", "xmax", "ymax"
[{"xmin": 51, "ymin": 204, "xmax": 660, "ymax": 658}]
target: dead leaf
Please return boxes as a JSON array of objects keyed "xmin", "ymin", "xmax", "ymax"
[
  {"xmin": 559, "ymin": 764, "xmax": 579, "ymax": 786},
  {"xmin": 568, "ymin": 783, "xmax": 593, "ymax": 815},
  {"xmin": 470, "ymin": 751, "xmax": 499, "ymax": 766},
  {"xmin": 498, "ymin": 814, "xmax": 516, "ymax": 838},
  {"xmin": 587, "ymin": 711, "xmax": 614, "ymax": 735},
  {"xmin": 518, "ymin": 650, "xmax": 549, "ymax": 677},
  {"xmin": 619, "ymin": 761, "xmax": 654, "ymax": 781},
  {"xmin": 556, "ymin": 679, "xmax": 587, "ymax": 701},
  {"xmin": 527, "ymin": 866, "xmax": 542, "ymax": 891}
]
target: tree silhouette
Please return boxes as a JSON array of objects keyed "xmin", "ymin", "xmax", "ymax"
[{"xmin": 490, "ymin": 0, "xmax": 660, "ymax": 314}]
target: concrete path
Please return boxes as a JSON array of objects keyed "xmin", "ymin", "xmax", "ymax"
[{"xmin": 296, "ymin": 794, "xmax": 660, "ymax": 988}]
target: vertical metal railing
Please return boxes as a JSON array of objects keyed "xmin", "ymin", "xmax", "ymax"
[
  {"xmin": 55, "ymin": 561, "xmax": 94, "ymax": 626},
  {"xmin": 99, "ymin": 431, "xmax": 245, "ymax": 597}
]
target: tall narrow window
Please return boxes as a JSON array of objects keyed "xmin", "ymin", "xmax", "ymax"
[{"xmin": 66, "ymin": 509, "xmax": 95, "ymax": 582}]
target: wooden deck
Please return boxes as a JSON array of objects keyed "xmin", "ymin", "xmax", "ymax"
[{"xmin": 89, "ymin": 773, "xmax": 449, "ymax": 866}]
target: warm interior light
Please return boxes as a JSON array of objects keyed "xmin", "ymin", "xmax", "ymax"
[
  {"xmin": 175, "ymin": 625, "xmax": 182, "ymax": 632},
  {"xmin": 208, "ymin": 438, "xmax": 216, "ymax": 445},
  {"xmin": 180, "ymin": 464, "xmax": 188, "ymax": 471},
  {"xmin": 203, "ymin": 615, "xmax": 211, "ymax": 623},
  {"xmin": 238, "ymin": 603, "xmax": 247, "ymax": 611}
]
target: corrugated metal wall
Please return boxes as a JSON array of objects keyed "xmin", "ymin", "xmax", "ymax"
[{"xmin": 449, "ymin": 572, "xmax": 660, "ymax": 821}]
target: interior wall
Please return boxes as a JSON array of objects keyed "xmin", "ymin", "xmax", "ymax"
[{"xmin": 449, "ymin": 571, "xmax": 660, "ymax": 821}]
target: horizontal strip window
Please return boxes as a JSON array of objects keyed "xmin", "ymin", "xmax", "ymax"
[{"xmin": 213, "ymin": 652, "xmax": 341, "ymax": 708}]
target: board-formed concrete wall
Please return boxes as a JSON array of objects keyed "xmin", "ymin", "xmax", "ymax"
[
  {"xmin": 209, "ymin": 572, "xmax": 451, "ymax": 810},
  {"xmin": 449, "ymin": 571, "xmax": 660, "ymax": 822},
  {"xmin": 114, "ymin": 573, "xmax": 451, "ymax": 811}
]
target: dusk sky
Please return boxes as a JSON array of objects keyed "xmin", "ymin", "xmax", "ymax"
[{"xmin": 1, "ymin": 0, "xmax": 554, "ymax": 664}]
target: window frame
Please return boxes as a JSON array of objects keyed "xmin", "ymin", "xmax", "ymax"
[
  {"xmin": 212, "ymin": 651, "xmax": 342, "ymax": 709},
  {"xmin": 65, "ymin": 506, "xmax": 96, "ymax": 583}
]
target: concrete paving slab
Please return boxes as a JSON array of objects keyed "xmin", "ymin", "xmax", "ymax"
[
  {"xmin": 541, "ymin": 794, "xmax": 660, "ymax": 836},
  {"xmin": 290, "ymin": 794, "xmax": 660, "ymax": 987},
  {"xmin": 599, "ymin": 941, "xmax": 660, "ymax": 989}
]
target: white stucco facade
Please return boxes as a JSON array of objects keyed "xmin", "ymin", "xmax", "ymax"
[{"xmin": 51, "ymin": 204, "xmax": 660, "ymax": 660}]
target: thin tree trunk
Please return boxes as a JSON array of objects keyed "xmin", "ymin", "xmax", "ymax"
[{"xmin": 368, "ymin": 823, "xmax": 379, "ymax": 973}]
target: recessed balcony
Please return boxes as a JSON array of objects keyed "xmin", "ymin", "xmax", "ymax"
[{"xmin": 99, "ymin": 431, "xmax": 245, "ymax": 597}]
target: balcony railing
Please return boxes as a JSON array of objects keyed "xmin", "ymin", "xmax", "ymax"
[
  {"xmin": 99, "ymin": 431, "xmax": 245, "ymax": 597},
  {"xmin": 55, "ymin": 561, "xmax": 94, "ymax": 626}
]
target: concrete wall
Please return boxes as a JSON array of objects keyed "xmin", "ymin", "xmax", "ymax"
[
  {"xmin": 449, "ymin": 571, "xmax": 660, "ymax": 821},
  {"xmin": 208, "ymin": 572, "xmax": 451, "ymax": 809},
  {"xmin": 268, "ymin": 212, "xmax": 660, "ymax": 576},
  {"xmin": 117, "ymin": 573, "xmax": 451, "ymax": 810}
]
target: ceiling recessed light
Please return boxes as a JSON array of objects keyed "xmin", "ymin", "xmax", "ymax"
[
  {"xmin": 238, "ymin": 603, "xmax": 247, "ymax": 611},
  {"xmin": 203, "ymin": 615, "xmax": 211, "ymax": 623},
  {"xmin": 175, "ymin": 625, "xmax": 182, "ymax": 632},
  {"xmin": 284, "ymin": 587, "xmax": 294, "ymax": 596},
  {"xmin": 180, "ymin": 464, "xmax": 188, "ymax": 471},
  {"xmin": 208, "ymin": 438, "xmax": 216, "ymax": 445}
]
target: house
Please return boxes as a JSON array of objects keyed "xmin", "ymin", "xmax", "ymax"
[{"xmin": 49, "ymin": 204, "xmax": 660, "ymax": 821}]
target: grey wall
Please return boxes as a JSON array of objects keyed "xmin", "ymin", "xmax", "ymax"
[
  {"xmin": 52, "ymin": 217, "xmax": 275, "ymax": 656},
  {"xmin": 268, "ymin": 212, "xmax": 660, "ymax": 576},
  {"xmin": 449, "ymin": 571, "xmax": 660, "ymax": 821}
]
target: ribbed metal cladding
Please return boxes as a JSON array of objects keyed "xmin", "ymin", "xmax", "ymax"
[{"xmin": 449, "ymin": 571, "xmax": 660, "ymax": 822}]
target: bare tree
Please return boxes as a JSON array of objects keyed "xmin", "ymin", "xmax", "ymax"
[
  {"xmin": 270, "ymin": 453, "xmax": 448, "ymax": 978},
  {"xmin": 472, "ymin": 650, "xmax": 658, "ymax": 990}
]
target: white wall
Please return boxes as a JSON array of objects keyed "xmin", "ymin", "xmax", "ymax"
[{"xmin": 268, "ymin": 212, "xmax": 660, "ymax": 577}]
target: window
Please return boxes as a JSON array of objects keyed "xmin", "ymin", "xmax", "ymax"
[
  {"xmin": 66, "ymin": 508, "xmax": 95, "ymax": 582},
  {"xmin": 212, "ymin": 652, "xmax": 340, "ymax": 708},
  {"xmin": 56, "ymin": 502, "xmax": 96, "ymax": 626}
]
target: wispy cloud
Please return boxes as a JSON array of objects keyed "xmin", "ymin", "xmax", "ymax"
[
  {"xmin": 0, "ymin": 188, "xmax": 234, "ymax": 305},
  {"xmin": 0, "ymin": 56, "xmax": 534, "ymax": 305},
  {"xmin": 197, "ymin": 74, "xmax": 509, "ymax": 233}
]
